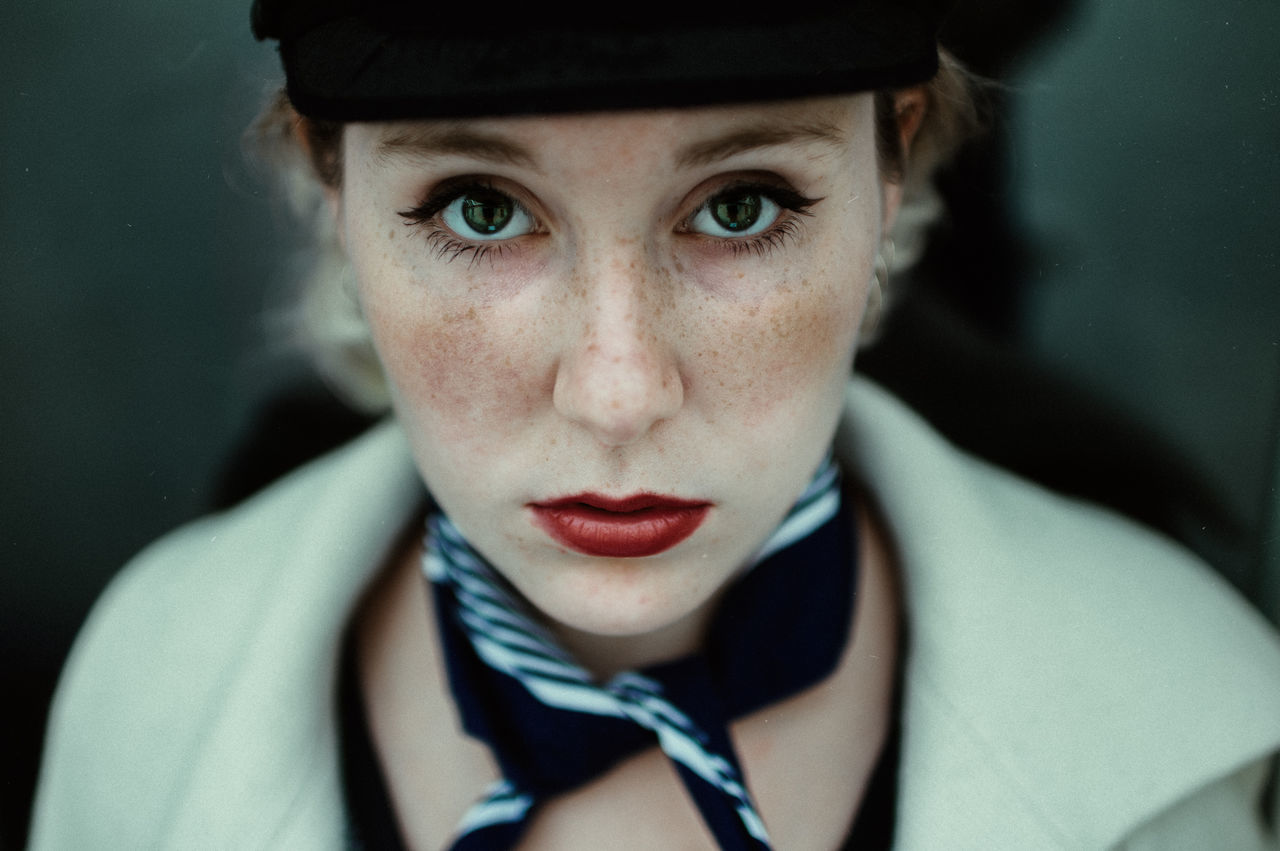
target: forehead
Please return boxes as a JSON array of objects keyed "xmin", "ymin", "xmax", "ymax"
[{"xmin": 348, "ymin": 94, "xmax": 871, "ymax": 173}]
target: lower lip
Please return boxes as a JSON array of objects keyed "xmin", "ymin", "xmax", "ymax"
[{"xmin": 529, "ymin": 498, "xmax": 711, "ymax": 558}]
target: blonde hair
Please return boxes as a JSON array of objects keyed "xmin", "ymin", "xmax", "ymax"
[{"xmin": 251, "ymin": 50, "xmax": 983, "ymax": 412}]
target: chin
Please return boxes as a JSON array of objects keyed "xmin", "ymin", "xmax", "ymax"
[{"xmin": 514, "ymin": 556, "xmax": 727, "ymax": 670}]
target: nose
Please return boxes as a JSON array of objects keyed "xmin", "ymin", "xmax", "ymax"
[{"xmin": 552, "ymin": 250, "xmax": 684, "ymax": 447}]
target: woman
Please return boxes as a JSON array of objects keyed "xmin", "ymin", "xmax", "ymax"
[{"xmin": 31, "ymin": 4, "xmax": 1280, "ymax": 849}]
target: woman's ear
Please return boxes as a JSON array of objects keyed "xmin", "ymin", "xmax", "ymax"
[
  {"xmin": 290, "ymin": 115, "xmax": 345, "ymax": 243},
  {"xmin": 893, "ymin": 86, "xmax": 928, "ymax": 153},
  {"xmin": 881, "ymin": 85, "xmax": 928, "ymax": 233}
]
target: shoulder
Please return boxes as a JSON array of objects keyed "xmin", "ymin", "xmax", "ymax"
[
  {"xmin": 1116, "ymin": 759, "xmax": 1279, "ymax": 851},
  {"xmin": 46, "ymin": 418, "xmax": 416, "ymax": 697},
  {"xmin": 30, "ymin": 420, "xmax": 421, "ymax": 848},
  {"xmin": 838, "ymin": 377, "xmax": 1280, "ymax": 849}
]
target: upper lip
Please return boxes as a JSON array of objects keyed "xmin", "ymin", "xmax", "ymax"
[{"xmin": 530, "ymin": 493, "xmax": 710, "ymax": 512}]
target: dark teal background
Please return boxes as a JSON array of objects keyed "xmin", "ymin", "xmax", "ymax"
[
  {"xmin": 1011, "ymin": 4, "xmax": 1280, "ymax": 597},
  {"xmin": 2, "ymin": 2, "xmax": 1278, "ymax": 846}
]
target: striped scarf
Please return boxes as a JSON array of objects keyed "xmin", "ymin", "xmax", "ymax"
[{"xmin": 424, "ymin": 456, "xmax": 853, "ymax": 849}]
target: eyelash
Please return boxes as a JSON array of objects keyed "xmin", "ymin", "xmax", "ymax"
[
  {"xmin": 687, "ymin": 181, "xmax": 820, "ymax": 258},
  {"xmin": 396, "ymin": 177, "xmax": 821, "ymax": 264},
  {"xmin": 397, "ymin": 178, "xmax": 523, "ymax": 266}
]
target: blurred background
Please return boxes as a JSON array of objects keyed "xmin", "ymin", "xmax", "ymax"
[{"xmin": 2, "ymin": 2, "xmax": 1278, "ymax": 847}]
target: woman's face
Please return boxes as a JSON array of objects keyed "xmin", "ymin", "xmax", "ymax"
[{"xmin": 338, "ymin": 94, "xmax": 896, "ymax": 655}]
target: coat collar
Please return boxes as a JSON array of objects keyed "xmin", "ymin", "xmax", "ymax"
[
  {"xmin": 837, "ymin": 377, "xmax": 1280, "ymax": 848},
  {"xmin": 160, "ymin": 419, "xmax": 423, "ymax": 848}
]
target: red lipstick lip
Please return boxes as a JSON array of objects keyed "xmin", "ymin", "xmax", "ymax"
[{"xmin": 529, "ymin": 493, "xmax": 711, "ymax": 558}]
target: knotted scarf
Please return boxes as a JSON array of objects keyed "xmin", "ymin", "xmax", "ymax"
[{"xmin": 425, "ymin": 457, "xmax": 854, "ymax": 849}]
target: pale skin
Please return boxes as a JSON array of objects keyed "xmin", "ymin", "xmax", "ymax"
[{"xmin": 333, "ymin": 89, "xmax": 926, "ymax": 849}]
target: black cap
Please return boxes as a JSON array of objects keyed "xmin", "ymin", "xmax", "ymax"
[{"xmin": 253, "ymin": 3, "xmax": 953, "ymax": 121}]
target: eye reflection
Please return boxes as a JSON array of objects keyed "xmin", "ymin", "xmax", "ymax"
[
  {"xmin": 441, "ymin": 188, "xmax": 534, "ymax": 239},
  {"xmin": 690, "ymin": 190, "xmax": 781, "ymax": 238}
]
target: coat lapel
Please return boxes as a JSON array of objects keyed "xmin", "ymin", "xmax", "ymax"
[
  {"xmin": 838, "ymin": 377, "xmax": 1280, "ymax": 848},
  {"xmin": 164, "ymin": 421, "xmax": 423, "ymax": 849}
]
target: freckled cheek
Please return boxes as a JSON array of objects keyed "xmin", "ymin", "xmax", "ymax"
[
  {"xmin": 694, "ymin": 275, "xmax": 864, "ymax": 430},
  {"xmin": 361, "ymin": 290, "xmax": 551, "ymax": 455},
  {"xmin": 344, "ymin": 208, "xmax": 554, "ymax": 457}
]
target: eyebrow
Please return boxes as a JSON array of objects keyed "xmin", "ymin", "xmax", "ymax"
[
  {"xmin": 373, "ymin": 118, "xmax": 847, "ymax": 172},
  {"xmin": 375, "ymin": 125, "xmax": 539, "ymax": 170},
  {"xmin": 674, "ymin": 121, "xmax": 848, "ymax": 169}
]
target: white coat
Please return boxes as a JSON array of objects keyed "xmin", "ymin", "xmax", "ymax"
[{"xmin": 31, "ymin": 379, "xmax": 1280, "ymax": 849}]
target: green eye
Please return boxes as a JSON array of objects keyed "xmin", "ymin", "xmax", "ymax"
[
  {"xmin": 459, "ymin": 190, "xmax": 516, "ymax": 234},
  {"xmin": 710, "ymin": 193, "xmax": 763, "ymax": 232},
  {"xmin": 689, "ymin": 189, "xmax": 780, "ymax": 238},
  {"xmin": 439, "ymin": 187, "xmax": 534, "ymax": 240}
]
